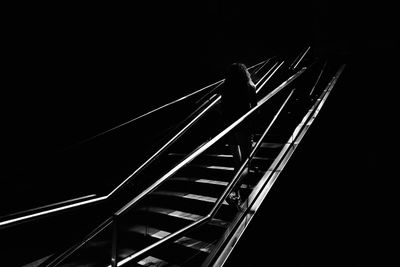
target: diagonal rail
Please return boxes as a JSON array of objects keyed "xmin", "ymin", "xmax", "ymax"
[
  {"xmin": 43, "ymin": 66, "xmax": 307, "ymax": 267},
  {"xmin": 0, "ymin": 60, "xmax": 274, "ymax": 230}
]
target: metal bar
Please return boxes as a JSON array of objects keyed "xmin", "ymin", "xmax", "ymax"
[
  {"xmin": 291, "ymin": 46, "xmax": 311, "ymax": 70},
  {"xmin": 45, "ymin": 217, "xmax": 114, "ymax": 267},
  {"xmin": 0, "ymin": 59, "xmax": 273, "ymax": 230},
  {"xmin": 111, "ymin": 70, "xmax": 305, "ymax": 266},
  {"xmin": 210, "ymin": 64, "xmax": 346, "ymax": 267},
  {"xmin": 0, "ymin": 195, "xmax": 106, "ymax": 229},
  {"xmin": 116, "ymin": 87, "xmax": 296, "ymax": 267},
  {"xmin": 67, "ymin": 81, "xmax": 223, "ymax": 148},
  {"xmin": 0, "ymin": 194, "xmax": 96, "ymax": 222},
  {"xmin": 108, "ymin": 94, "xmax": 221, "ymax": 198},
  {"xmin": 115, "ymin": 67, "xmax": 305, "ymax": 217},
  {"xmin": 252, "ymin": 57, "xmax": 273, "ymax": 75},
  {"xmin": 0, "ymin": 91, "xmax": 220, "ymax": 229},
  {"xmin": 71, "ymin": 60, "xmax": 269, "ymax": 148},
  {"xmin": 309, "ymin": 61, "xmax": 327, "ymax": 96},
  {"xmin": 256, "ymin": 61, "xmax": 285, "ymax": 93},
  {"xmin": 38, "ymin": 63, "xmax": 306, "ymax": 267},
  {"xmin": 111, "ymin": 217, "xmax": 118, "ymax": 267},
  {"xmin": 255, "ymin": 61, "xmax": 278, "ymax": 88}
]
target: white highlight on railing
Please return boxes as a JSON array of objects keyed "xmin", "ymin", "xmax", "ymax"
[
  {"xmin": 212, "ymin": 64, "xmax": 346, "ymax": 267},
  {"xmin": 0, "ymin": 195, "xmax": 106, "ymax": 228},
  {"xmin": 256, "ymin": 61, "xmax": 284, "ymax": 94},
  {"xmin": 291, "ymin": 46, "xmax": 311, "ymax": 70},
  {"xmin": 0, "ymin": 59, "xmax": 276, "ymax": 229}
]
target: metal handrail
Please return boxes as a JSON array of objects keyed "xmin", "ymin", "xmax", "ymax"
[
  {"xmin": 43, "ymin": 65, "xmax": 306, "ymax": 267},
  {"xmin": 112, "ymin": 73, "xmax": 301, "ymax": 267},
  {"xmin": 309, "ymin": 61, "xmax": 327, "ymax": 96},
  {"xmin": 0, "ymin": 60, "xmax": 270, "ymax": 230},
  {"xmin": 207, "ymin": 63, "xmax": 346, "ymax": 267},
  {"xmin": 255, "ymin": 61, "xmax": 285, "ymax": 93},
  {"xmin": 114, "ymin": 67, "xmax": 305, "ymax": 217},
  {"xmin": 289, "ymin": 46, "xmax": 311, "ymax": 70},
  {"xmin": 124, "ymin": 63, "xmax": 344, "ymax": 267},
  {"xmin": 0, "ymin": 94, "xmax": 221, "ymax": 230},
  {"xmin": 75, "ymin": 59, "xmax": 269, "ymax": 146}
]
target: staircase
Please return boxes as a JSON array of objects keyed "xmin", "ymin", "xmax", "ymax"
[{"xmin": 1, "ymin": 48, "xmax": 345, "ymax": 267}]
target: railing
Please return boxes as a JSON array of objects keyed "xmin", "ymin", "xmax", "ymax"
[
  {"xmin": 289, "ymin": 45, "xmax": 311, "ymax": 70},
  {"xmin": 65, "ymin": 59, "xmax": 268, "ymax": 149},
  {"xmin": 0, "ymin": 59, "xmax": 271, "ymax": 229},
  {"xmin": 207, "ymin": 63, "xmax": 346, "ymax": 266},
  {"xmin": 110, "ymin": 69, "xmax": 305, "ymax": 267},
  {"xmin": 43, "ymin": 65, "xmax": 307, "ymax": 267}
]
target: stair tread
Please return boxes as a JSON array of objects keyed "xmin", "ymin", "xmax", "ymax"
[
  {"xmin": 168, "ymin": 152, "xmax": 271, "ymax": 161},
  {"xmin": 151, "ymin": 190, "xmax": 229, "ymax": 205},
  {"xmin": 125, "ymin": 225, "xmax": 214, "ymax": 253},
  {"xmin": 137, "ymin": 255, "xmax": 174, "ymax": 267},
  {"xmin": 137, "ymin": 206, "xmax": 229, "ymax": 228},
  {"xmin": 169, "ymin": 176, "xmax": 253, "ymax": 191},
  {"xmin": 188, "ymin": 164, "xmax": 234, "ymax": 171}
]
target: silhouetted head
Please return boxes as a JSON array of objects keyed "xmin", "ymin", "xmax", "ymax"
[{"xmin": 225, "ymin": 62, "xmax": 253, "ymax": 87}]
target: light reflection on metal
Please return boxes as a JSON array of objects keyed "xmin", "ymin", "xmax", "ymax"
[
  {"xmin": 256, "ymin": 61, "xmax": 285, "ymax": 93},
  {"xmin": 291, "ymin": 46, "xmax": 311, "ymax": 70},
  {"xmin": 0, "ymin": 195, "xmax": 105, "ymax": 228},
  {"xmin": 114, "ymin": 68, "xmax": 304, "ymax": 216},
  {"xmin": 255, "ymin": 61, "xmax": 278, "ymax": 88},
  {"xmin": 212, "ymin": 64, "xmax": 346, "ymax": 267},
  {"xmin": 110, "ymin": 71, "xmax": 303, "ymax": 266},
  {"xmin": 108, "ymin": 95, "xmax": 221, "ymax": 198},
  {"xmin": 309, "ymin": 61, "xmax": 327, "ymax": 96},
  {"xmin": 0, "ymin": 60, "xmax": 271, "ymax": 229},
  {"xmin": 72, "ymin": 60, "xmax": 270, "ymax": 148}
]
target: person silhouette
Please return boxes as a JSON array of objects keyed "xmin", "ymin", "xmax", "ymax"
[{"xmin": 220, "ymin": 62, "xmax": 257, "ymax": 210}]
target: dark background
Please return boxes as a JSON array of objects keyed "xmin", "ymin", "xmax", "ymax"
[{"xmin": 1, "ymin": 1, "xmax": 397, "ymax": 265}]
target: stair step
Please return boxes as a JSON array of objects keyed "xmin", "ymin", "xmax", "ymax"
[
  {"xmin": 170, "ymin": 176, "xmax": 253, "ymax": 190},
  {"xmin": 176, "ymin": 165, "xmax": 234, "ymax": 182},
  {"xmin": 121, "ymin": 206, "xmax": 228, "ymax": 244},
  {"xmin": 137, "ymin": 255, "xmax": 173, "ymax": 267},
  {"xmin": 144, "ymin": 191, "xmax": 236, "ymax": 222},
  {"xmin": 168, "ymin": 152, "xmax": 272, "ymax": 170},
  {"xmin": 137, "ymin": 206, "xmax": 228, "ymax": 228},
  {"xmin": 127, "ymin": 225, "xmax": 214, "ymax": 253},
  {"xmin": 161, "ymin": 177, "xmax": 253, "ymax": 200},
  {"xmin": 152, "ymin": 190, "xmax": 229, "ymax": 205},
  {"xmin": 122, "ymin": 225, "xmax": 214, "ymax": 265}
]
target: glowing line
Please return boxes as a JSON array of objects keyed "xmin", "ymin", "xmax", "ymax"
[{"xmin": 0, "ymin": 195, "xmax": 106, "ymax": 228}]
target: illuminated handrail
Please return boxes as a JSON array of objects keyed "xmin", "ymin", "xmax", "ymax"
[
  {"xmin": 115, "ymin": 67, "xmax": 305, "ymax": 216},
  {"xmin": 207, "ymin": 63, "xmax": 346, "ymax": 266},
  {"xmin": 43, "ymin": 66, "xmax": 306, "ymax": 267},
  {"xmin": 309, "ymin": 61, "xmax": 327, "ymax": 96},
  {"xmin": 0, "ymin": 194, "xmax": 97, "ymax": 229},
  {"xmin": 117, "ymin": 63, "xmax": 346, "ymax": 267},
  {"xmin": 289, "ymin": 46, "xmax": 311, "ymax": 70},
  {"xmin": 255, "ymin": 61, "xmax": 285, "ymax": 93},
  {"xmin": 0, "ymin": 94, "xmax": 221, "ymax": 230},
  {"xmin": 0, "ymin": 60, "xmax": 271, "ymax": 230},
  {"xmin": 111, "ymin": 73, "xmax": 302, "ymax": 267},
  {"xmin": 71, "ymin": 59, "xmax": 269, "ymax": 147}
]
